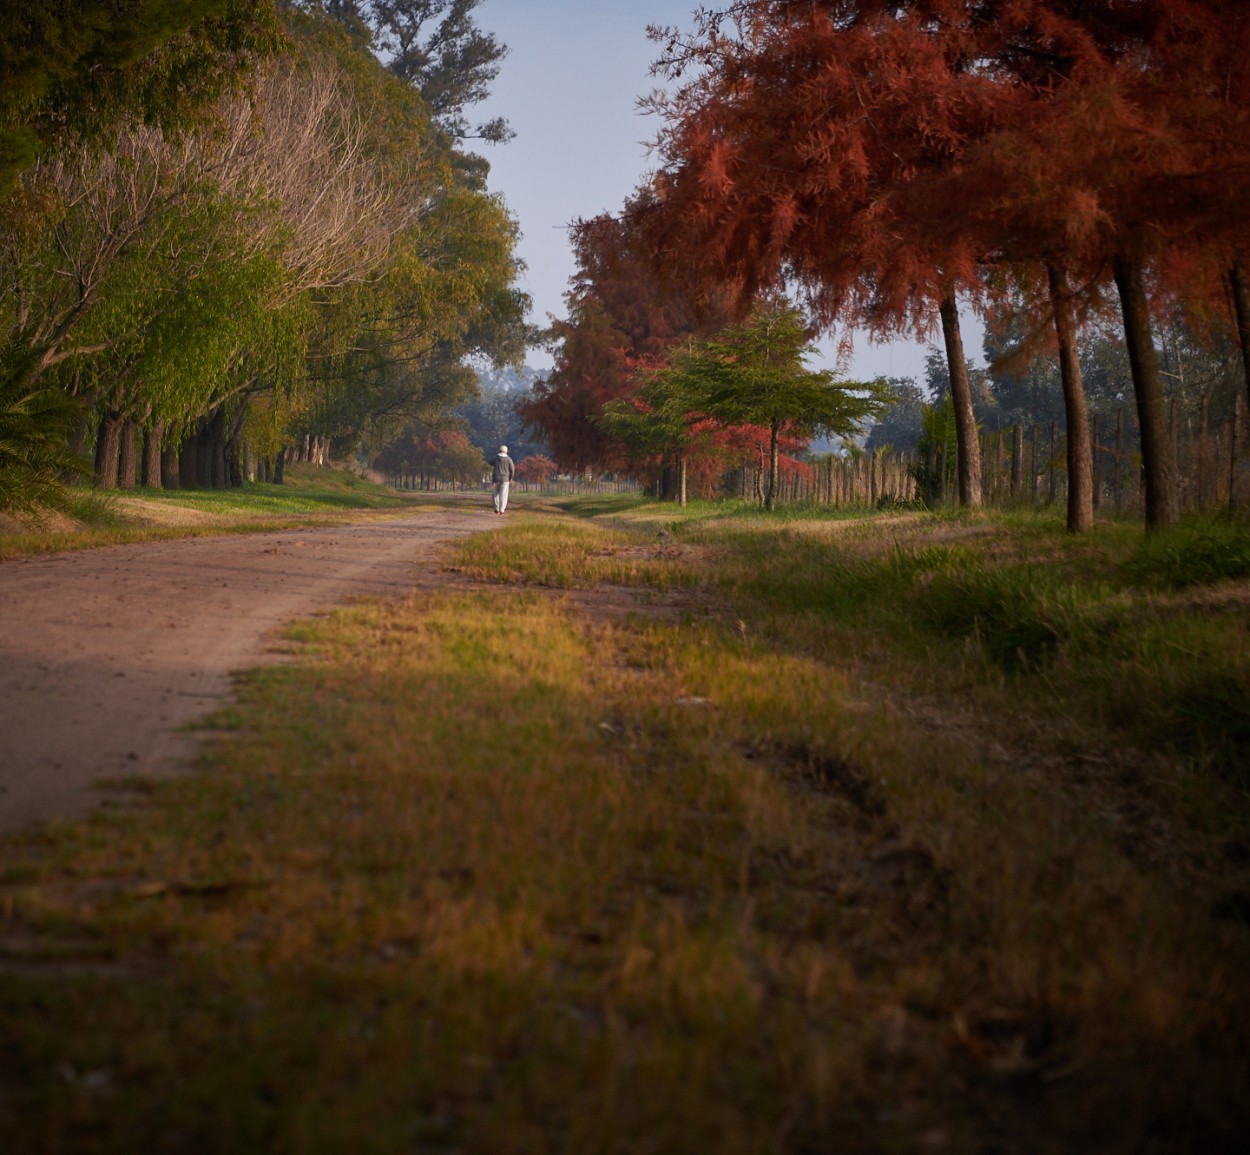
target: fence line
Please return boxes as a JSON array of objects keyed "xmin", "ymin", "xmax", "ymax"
[
  {"xmin": 756, "ymin": 402, "xmax": 1250, "ymax": 514},
  {"xmin": 382, "ymin": 403, "xmax": 1250, "ymax": 514},
  {"xmin": 383, "ymin": 474, "xmax": 639, "ymax": 496},
  {"xmin": 734, "ymin": 447, "xmax": 919, "ymax": 509}
]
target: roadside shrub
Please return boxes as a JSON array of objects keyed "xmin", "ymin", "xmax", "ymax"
[
  {"xmin": 914, "ymin": 564, "xmax": 1078, "ymax": 671},
  {"xmin": 1123, "ymin": 520, "xmax": 1250, "ymax": 589},
  {"xmin": 0, "ymin": 376, "xmax": 86, "ymax": 516},
  {"xmin": 1107, "ymin": 660, "xmax": 1250, "ymax": 787}
]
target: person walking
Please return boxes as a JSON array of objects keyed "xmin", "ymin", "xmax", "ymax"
[{"xmin": 491, "ymin": 444, "xmax": 515, "ymax": 514}]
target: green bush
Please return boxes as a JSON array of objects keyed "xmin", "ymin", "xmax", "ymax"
[
  {"xmin": 0, "ymin": 375, "xmax": 86, "ymax": 516},
  {"xmin": 1124, "ymin": 520, "xmax": 1250, "ymax": 589},
  {"xmin": 914, "ymin": 564, "xmax": 1076, "ymax": 671}
]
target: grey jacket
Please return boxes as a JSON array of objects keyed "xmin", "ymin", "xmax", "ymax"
[{"xmin": 491, "ymin": 453, "xmax": 515, "ymax": 483}]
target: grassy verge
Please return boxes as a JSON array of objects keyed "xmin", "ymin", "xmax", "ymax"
[
  {"xmin": 0, "ymin": 464, "xmax": 434, "ymax": 559},
  {"xmin": 0, "ymin": 501, "xmax": 1247, "ymax": 1152}
]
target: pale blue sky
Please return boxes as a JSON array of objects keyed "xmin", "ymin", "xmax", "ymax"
[{"xmin": 473, "ymin": 0, "xmax": 980, "ymax": 382}]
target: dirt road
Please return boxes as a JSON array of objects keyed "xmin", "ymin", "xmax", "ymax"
[{"xmin": 0, "ymin": 509, "xmax": 499, "ymax": 835}]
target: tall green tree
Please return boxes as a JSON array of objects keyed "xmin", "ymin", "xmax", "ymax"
[
  {"xmin": 601, "ymin": 302, "xmax": 884, "ymax": 510},
  {"xmin": 319, "ymin": 0, "xmax": 509, "ymax": 144},
  {"xmin": 597, "ymin": 355, "xmax": 712, "ymax": 507},
  {"xmin": 673, "ymin": 303, "xmax": 885, "ymax": 511},
  {"xmin": 864, "ymin": 377, "xmax": 926, "ymax": 454}
]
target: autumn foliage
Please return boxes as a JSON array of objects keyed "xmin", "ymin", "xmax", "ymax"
[
  {"xmin": 518, "ymin": 192, "xmax": 739, "ymax": 476},
  {"xmin": 514, "ymin": 453, "xmax": 556, "ymax": 485},
  {"xmin": 635, "ymin": 0, "xmax": 1250, "ymax": 529}
]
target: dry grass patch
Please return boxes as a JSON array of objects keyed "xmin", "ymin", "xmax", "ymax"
[
  {"xmin": 108, "ymin": 496, "xmax": 237, "ymax": 527},
  {"xmin": 452, "ymin": 518, "xmax": 704, "ymax": 593}
]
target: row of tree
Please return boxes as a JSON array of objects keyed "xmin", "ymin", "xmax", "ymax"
[
  {"xmin": 528, "ymin": 0, "xmax": 1250, "ymax": 531},
  {"xmin": 1, "ymin": 0, "xmax": 525, "ymax": 513},
  {"xmin": 870, "ymin": 309, "xmax": 1246, "ymax": 459},
  {"xmin": 374, "ymin": 423, "xmax": 557, "ymax": 490}
]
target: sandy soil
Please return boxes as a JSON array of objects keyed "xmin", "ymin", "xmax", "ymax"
[{"xmin": 0, "ymin": 509, "xmax": 501, "ymax": 835}]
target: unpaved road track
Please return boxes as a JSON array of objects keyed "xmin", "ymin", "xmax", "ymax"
[{"xmin": 0, "ymin": 510, "xmax": 498, "ymax": 835}]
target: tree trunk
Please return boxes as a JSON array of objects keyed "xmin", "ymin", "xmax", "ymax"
[
  {"xmin": 161, "ymin": 435, "xmax": 181, "ymax": 489},
  {"xmin": 179, "ymin": 430, "xmax": 198, "ymax": 489},
  {"xmin": 766, "ymin": 420, "xmax": 780, "ymax": 511},
  {"xmin": 1029, "ymin": 424, "xmax": 1039, "ymax": 505},
  {"xmin": 1113, "ymin": 254, "xmax": 1179, "ymax": 529},
  {"xmin": 94, "ymin": 413, "xmax": 121, "ymax": 489},
  {"xmin": 273, "ymin": 446, "xmax": 287, "ymax": 485},
  {"xmin": 938, "ymin": 289, "xmax": 983, "ymax": 509},
  {"xmin": 143, "ymin": 419, "xmax": 165, "ymax": 489},
  {"xmin": 67, "ymin": 403, "xmax": 90, "ymax": 460},
  {"xmin": 1047, "ymin": 265, "xmax": 1094, "ymax": 532},
  {"xmin": 212, "ymin": 441, "xmax": 226, "ymax": 488},
  {"xmin": 117, "ymin": 419, "xmax": 138, "ymax": 490},
  {"xmin": 1230, "ymin": 258, "xmax": 1250, "ymax": 415},
  {"xmin": 1114, "ymin": 407, "xmax": 1125, "ymax": 514},
  {"xmin": 195, "ymin": 432, "xmax": 211, "ymax": 488},
  {"xmin": 1047, "ymin": 421, "xmax": 1057, "ymax": 504},
  {"xmin": 1203, "ymin": 390, "xmax": 1216, "ymax": 508},
  {"xmin": 209, "ymin": 426, "xmax": 228, "ymax": 490},
  {"xmin": 1231, "ymin": 392, "xmax": 1246, "ymax": 514},
  {"xmin": 678, "ymin": 456, "xmax": 687, "ymax": 507}
]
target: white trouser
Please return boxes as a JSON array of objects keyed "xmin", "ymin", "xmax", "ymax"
[{"xmin": 493, "ymin": 480, "xmax": 510, "ymax": 512}]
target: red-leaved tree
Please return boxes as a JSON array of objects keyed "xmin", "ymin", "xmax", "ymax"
[
  {"xmin": 647, "ymin": 0, "xmax": 1250, "ymax": 528},
  {"xmin": 519, "ymin": 190, "xmax": 735, "ymax": 475},
  {"xmin": 514, "ymin": 452, "xmax": 555, "ymax": 486},
  {"xmin": 645, "ymin": 2, "xmax": 1007, "ymax": 508}
]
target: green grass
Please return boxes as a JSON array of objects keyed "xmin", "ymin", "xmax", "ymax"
[
  {"xmin": 129, "ymin": 463, "xmax": 422, "ymax": 515},
  {"xmin": 1, "ymin": 499, "xmax": 1247, "ymax": 1152},
  {"xmin": 1122, "ymin": 516, "xmax": 1250, "ymax": 589},
  {"xmin": 573, "ymin": 504, "xmax": 1250, "ymax": 786},
  {"xmin": 0, "ymin": 464, "xmax": 430, "ymax": 559}
]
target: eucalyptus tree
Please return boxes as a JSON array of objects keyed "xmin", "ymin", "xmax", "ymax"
[
  {"xmin": 299, "ymin": 104, "xmax": 526, "ymax": 458},
  {"xmin": 2, "ymin": 3, "xmax": 526, "ymax": 503}
]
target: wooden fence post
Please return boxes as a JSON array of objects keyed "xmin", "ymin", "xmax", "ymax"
[
  {"xmin": 1030, "ymin": 424, "xmax": 1039, "ymax": 505},
  {"xmin": 1047, "ymin": 421, "xmax": 1057, "ymax": 504},
  {"xmin": 1091, "ymin": 414, "xmax": 1102, "ymax": 510},
  {"xmin": 1011, "ymin": 425, "xmax": 1022, "ymax": 501},
  {"xmin": 1232, "ymin": 392, "xmax": 1246, "ymax": 514}
]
